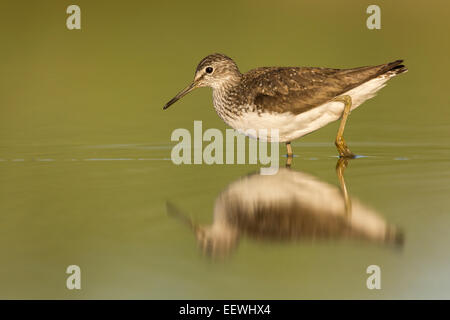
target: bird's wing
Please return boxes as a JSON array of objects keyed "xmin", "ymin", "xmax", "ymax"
[{"xmin": 243, "ymin": 61, "xmax": 404, "ymax": 114}]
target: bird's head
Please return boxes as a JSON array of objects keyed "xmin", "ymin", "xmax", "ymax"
[
  {"xmin": 163, "ymin": 53, "xmax": 241, "ymax": 110},
  {"xmin": 195, "ymin": 224, "xmax": 239, "ymax": 260}
]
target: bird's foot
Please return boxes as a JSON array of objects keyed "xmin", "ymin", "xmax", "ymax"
[
  {"xmin": 335, "ymin": 138, "xmax": 356, "ymax": 159},
  {"xmin": 286, "ymin": 154, "xmax": 293, "ymax": 168}
]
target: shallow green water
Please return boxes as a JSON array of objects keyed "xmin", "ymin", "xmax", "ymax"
[
  {"xmin": 1, "ymin": 134, "xmax": 450, "ymax": 299},
  {"xmin": 1, "ymin": 0, "xmax": 450, "ymax": 299}
]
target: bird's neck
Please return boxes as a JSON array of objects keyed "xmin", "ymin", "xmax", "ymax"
[{"xmin": 212, "ymin": 77, "xmax": 243, "ymax": 122}]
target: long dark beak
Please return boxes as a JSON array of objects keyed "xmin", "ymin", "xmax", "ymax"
[
  {"xmin": 166, "ymin": 201, "xmax": 198, "ymax": 232},
  {"xmin": 163, "ymin": 82, "xmax": 197, "ymax": 110}
]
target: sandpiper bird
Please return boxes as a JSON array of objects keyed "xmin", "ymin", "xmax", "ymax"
[{"xmin": 163, "ymin": 54, "xmax": 407, "ymax": 158}]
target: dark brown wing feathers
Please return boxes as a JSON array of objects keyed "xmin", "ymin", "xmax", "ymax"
[{"xmin": 244, "ymin": 60, "xmax": 406, "ymax": 114}]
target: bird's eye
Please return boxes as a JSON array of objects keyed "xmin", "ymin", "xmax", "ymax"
[{"xmin": 205, "ymin": 67, "xmax": 213, "ymax": 74}]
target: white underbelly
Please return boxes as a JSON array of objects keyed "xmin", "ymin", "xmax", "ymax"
[{"xmin": 224, "ymin": 75, "xmax": 391, "ymax": 142}]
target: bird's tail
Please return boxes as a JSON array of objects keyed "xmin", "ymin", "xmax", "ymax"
[{"xmin": 383, "ymin": 59, "xmax": 408, "ymax": 77}]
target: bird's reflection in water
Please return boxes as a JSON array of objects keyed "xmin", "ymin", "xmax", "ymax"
[{"xmin": 168, "ymin": 159, "xmax": 403, "ymax": 259}]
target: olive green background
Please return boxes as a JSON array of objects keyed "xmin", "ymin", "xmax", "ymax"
[{"xmin": 0, "ymin": 0, "xmax": 449, "ymax": 299}]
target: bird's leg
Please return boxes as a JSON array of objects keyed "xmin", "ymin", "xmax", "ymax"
[
  {"xmin": 336, "ymin": 157, "xmax": 352, "ymax": 218},
  {"xmin": 285, "ymin": 142, "xmax": 293, "ymax": 168},
  {"xmin": 286, "ymin": 142, "xmax": 293, "ymax": 157},
  {"xmin": 334, "ymin": 95, "xmax": 356, "ymax": 158}
]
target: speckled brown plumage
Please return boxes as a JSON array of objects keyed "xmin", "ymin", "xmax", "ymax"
[{"xmin": 240, "ymin": 61, "xmax": 406, "ymax": 114}]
